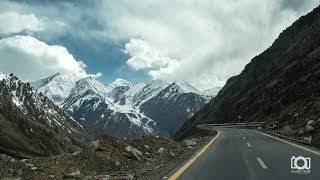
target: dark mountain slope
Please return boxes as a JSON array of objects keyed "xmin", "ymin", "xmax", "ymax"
[
  {"xmin": 176, "ymin": 6, "xmax": 320, "ymax": 140},
  {"xmin": 0, "ymin": 74, "xmax": 92, "ymax": 157}
]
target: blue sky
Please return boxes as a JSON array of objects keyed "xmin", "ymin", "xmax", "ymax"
[{"xmin": 0, "ymin": 0, "xmax": 319, "ymax": 89}]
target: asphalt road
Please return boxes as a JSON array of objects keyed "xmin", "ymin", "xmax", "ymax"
[{"xmin": 168, "ymin": 127, "xmax": 320, "ymax": 180}]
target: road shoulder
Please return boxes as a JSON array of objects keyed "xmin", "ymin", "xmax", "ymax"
[{"xmin": 164, "ymin": 130, "xmax": 220, "ymax": 179}]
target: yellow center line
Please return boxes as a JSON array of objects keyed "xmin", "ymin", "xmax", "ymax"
[
  {"xmin": 168, "ymin": 130, "xmax": 221, "ymax": 180},
  {"xmin": 254, "ymin": 130, "xmax": 320, "ymax": 156}
]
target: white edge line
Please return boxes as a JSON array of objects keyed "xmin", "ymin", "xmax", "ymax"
[
  {"xmin": 253, "ymin": 130, "xmax": 320, "ymax": 156},
  {"xmin": 257, "ymin": 157, "xmax": 268, "ymax": 169}
]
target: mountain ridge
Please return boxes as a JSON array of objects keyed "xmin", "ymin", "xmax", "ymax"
[{"xmin": 31, "ymin": 73, "xmax": 216, "ymax": 137}]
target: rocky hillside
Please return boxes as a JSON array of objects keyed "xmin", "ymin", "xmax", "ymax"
[
  {"xmin": 0, "ymin": 134, "xmax": 212, "ymax": 179},
  {"xmin": 176, "ymin": 6, "xmax": 320, "ymax": 140},
  {"xmin": 0, "ymin": 73, "xmax": 92, "ymax": 157}
]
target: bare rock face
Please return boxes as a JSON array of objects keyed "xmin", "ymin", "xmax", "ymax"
[{"xmin": 176, "ymin": 5, "xmax": 320, "ymax": 140}]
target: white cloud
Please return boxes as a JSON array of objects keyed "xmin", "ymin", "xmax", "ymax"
[
  {"xmin": 0, "ymin": 10, "xmax": 67, "ymax": 35},
  {"xmin": 0, "ymin": 12, "xmax": 44, "ymax": 34},
  {"xmin": 0, "ymin": 35, "xmax": 101, "ymax": 81},
  {"xmin": 124, "ymin": 38, "xmax": 177, "ymax": 70},
  {"xmin": 90, "ymin": 72, "xmax": 102, "ymax": 78},
  {"xmin": 97, "ymin": 0, "xmax": 319, "ymax": 89}
]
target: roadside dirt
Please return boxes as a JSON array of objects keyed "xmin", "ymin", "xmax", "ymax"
[{"xmin": 0, "ymin": 131, "xmax": 215, "ymax": 179}]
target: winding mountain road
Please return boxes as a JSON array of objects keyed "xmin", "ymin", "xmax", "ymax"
[{"xmin": 167, "ymin": 127, "xmax": 320, "ymax": 180}]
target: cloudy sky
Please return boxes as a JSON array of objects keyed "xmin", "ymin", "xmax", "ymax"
[{"xmin": 0, "ymin": 0, "xmax": 319, "ymax": 90}]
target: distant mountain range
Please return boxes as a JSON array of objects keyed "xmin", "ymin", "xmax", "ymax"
[{"xmin": 31, "ymin": 73, "xmax": 219, "ymax": 138}]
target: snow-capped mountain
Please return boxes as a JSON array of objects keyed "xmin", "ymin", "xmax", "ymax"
[
  {"xmin": 32, "ymin": 73, "xmax": 211, "ymax": 137},
  {"xmin": 174, "ymin": 81, "xmax": 203, "ymax": 94},
  {"xmin": 0, "ymin": 73, "xmax": 91, "ymax": 156},
  {"xmin": 117, "ymin": 82, "xmax": 146, "ymax": 105},
  {"xmin": 106, "ymin": 78, "xmax": 133, "ymax": 104},
  {"xmin": 106, "ymin": 78, "xmax": 133, "ymax": 91},
  {"xmin": 62, "ymin": 77, "xmax": 158, "ymax": 138},
  {"xmin": 139, "ymin": 82, "xmax": 209, "ymax": 135},
  {"xmin": 31, "ymin": 73, "xmax": 85, "ymax": 105},
  {"xmin": 128, "ymin": 80, "xmax": 170, "ymax": 107}
]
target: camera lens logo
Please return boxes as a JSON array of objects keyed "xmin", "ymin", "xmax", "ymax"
[{"xmin": 290, "ymin": 156, "xmax": 311, "ymax": 174}]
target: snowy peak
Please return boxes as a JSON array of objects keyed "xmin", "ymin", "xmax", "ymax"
[
  {"xmin": 173, "ymin": 81, "xmax": 202, "ymax": 94},
  {"xmin": 31, "ymin": 72, "xmax": 61, "ymax": 89},
  {"xmin": 106, "ymin": 78, "xmax": 133, "ymax": 91},
  {"xmin": 75, "ymin": 76, "xmax": 108, "ymax": 97},
  {"xmin": 130, "ymin": 80, "xmax": 170, "ymax": 106},
  {"xmin": 148, "ymin": 80, "xmax": 170, "ymax": 89},
  {"xmin": 110, "ymin": 78, "xmax": 132, "ymax": 87},
  {"xmin": 141, "ymin": 80, "xmax": 170, "ymax": 96},
  {"xmin": 31, "ymin": 73, "xmax": 85, "ymax": 105},
  {"xmin": 124, "ymin": 82, "xmax": 146, "ymax": 97},
  {"xmin": 150, "ymin": 81, "xmax": 208, "ymax": 102},
  {"xmin": 105, "ymin": 78, "xmax": 133, "ymax": 101},
  {"xmin": 156, "ymin": 83, "xmax": 184, "ymax": 99}
]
